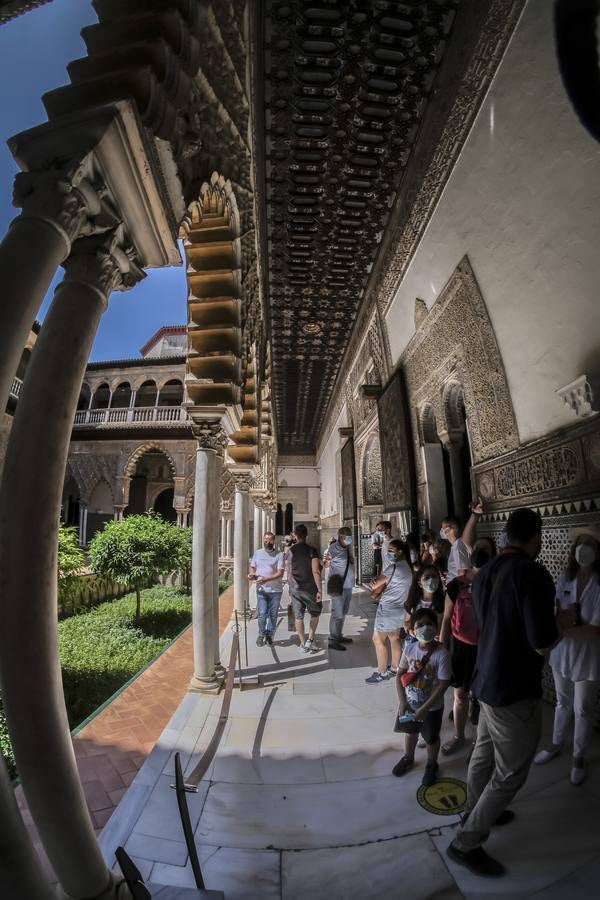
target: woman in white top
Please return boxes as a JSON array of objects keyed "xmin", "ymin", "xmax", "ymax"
[
  {"xmin": 534, "ymin": 524, "xmax": 600, "ymax": 785},
  {"xmin": 365, "ymin": 539, "xmax": 413, "ymax": 684}
]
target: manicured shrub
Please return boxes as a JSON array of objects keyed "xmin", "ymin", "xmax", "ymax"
[{"xmin": 0, "ymin": 586, "xmax": 191, "ymax": 779}]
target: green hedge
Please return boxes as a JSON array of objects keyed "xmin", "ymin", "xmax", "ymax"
[{"xmin": 1, "ymin": 586, "xmax": 192, "ymax": 779}]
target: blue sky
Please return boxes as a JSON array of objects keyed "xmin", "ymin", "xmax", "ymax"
[{"xmin": 0, "ymin": 0, "xmax": 187, "ymax": 361}]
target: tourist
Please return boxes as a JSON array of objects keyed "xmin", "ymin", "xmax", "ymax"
[
  {"xmin": 380, "ymin": 520, "xmax": 394, "ymax": 556},
  {"xmin": 431, "ymin": 537, "xmax": 451, "ymax": 580},
  {"xmin": 365, "ymin": 539, "xmax": 413, "ymax": 683},
  {"xmin": 287, "ymin": 523, "xmax": 323, "ymax": 653},
  {"xmin": 420, "ymin": 530, "xmax": 436, "ymax": 566},
  {"xmin": 324, "ymin": 525, "xmax": 354, "ymax": 652},
  {"xmin": 404, "ymin": 565, "xmax": 445, "ymax": 631},
  {"xmin": 248, "ymin": 531, "xmax": 285, "ymax": 647},
  {"xmin": 440, "ymin": 516, "xmax": 471, "ymax": 581},
  {"xmin": 371, "ymin": 521, "xmax": 385, "ymax": 576},
  {"xmin": 447, "ymin": 508, "xmax": 559, "ymax": 878},
  {"xmin": 392, "ymin": 607, "xmax": 452, "ymax": 786},
  {"xmin": 405, "ymin": 531, "xmax": 421, "ymax": 570},
  {"xmin": 439, "ymin": 539, "xmax": 496, "ymax": 755},
  {"xmin": 534, "ymin": 524, "xmax": 600, "ymax": 785}
]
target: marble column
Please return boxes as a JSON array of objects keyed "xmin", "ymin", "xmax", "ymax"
[
  {"xmin": 253, "ymin": 501, "xmax": 261, "ymax": 551},
  {"xmin": 0, "ymin": 234, "xmax": 142, "ymax": 900},
  {"xmin": 220, "ymin": 517, "xmax": 227, "ymax": 558},
  {"xmin": 0, "ymin": 167, "xmax": 97, "ymax": 416},
  {"xmin": 190, "ymin": 439, "xmax": 219, "ymax": 693},
  {"xmin": 212, "ymin": 450, "xmax": 225, "ymax": 673},
  {"xmin": 0, "ymin": 758, "xmax": 56, "ymax": 900},
  {"xmin": 233, "ymin": 481, "xmax": 250, "ymax": 615}
]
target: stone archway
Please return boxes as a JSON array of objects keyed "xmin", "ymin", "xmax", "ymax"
[{"xmin": 122, "ymin": 444, "xmax": 178, "ymax": 516}]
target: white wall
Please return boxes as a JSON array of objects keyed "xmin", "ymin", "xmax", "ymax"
[
  {"xmin": 278, "ymin": 467, "xmax": 320, "ymax": 521},
  {"xmin": 316, "ymin": 404, "xmax": 348, "ymax": 521},
  {"xmin": 385, "ymin": 0, "xmax": 600, "ymax": 445}
]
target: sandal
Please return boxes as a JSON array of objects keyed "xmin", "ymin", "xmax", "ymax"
[{"xmin": 442, "ymin": 736, "xmax": 466, "ymax": 756}]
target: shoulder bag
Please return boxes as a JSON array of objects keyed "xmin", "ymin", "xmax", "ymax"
[{"xmin": 370, "ymin": 564, "xmax": 395, "ymax": 601}]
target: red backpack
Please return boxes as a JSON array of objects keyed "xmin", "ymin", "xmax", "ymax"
[{"xmin": 450, "ymin": 576, "xmax": 479, "ymax": 645}]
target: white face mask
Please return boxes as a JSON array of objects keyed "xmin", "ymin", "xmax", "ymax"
[
  {"xmin": 575, "ymin": 543, "xmax": 597, "ymax": 568},
  {"xmin": 342, "ymin": 536, "xmax": 352, "ymax": 547},
  {"xmin": 439, "ymin": 527, "xmax": 447, "ymax": 540},
  {"xmin": 421, "ymin": 576, "xmax": 439, "ymax": 594},
  {"xmin": 409, "ymin": 549, "xmax": 418, "ymax": 563}
]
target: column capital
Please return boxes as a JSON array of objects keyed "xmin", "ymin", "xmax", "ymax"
[
  {"xmin": 232, "ymin": 473, "xmax": 253, "ymax": 492},
  {"xmin": 12, "ymin": 156, "xmax": 101, "ymax": 259},
  {"xmin": 61, "ymin": 227, "xmax": 145, "ymax": 304},
  {"xmin": 193, "ymin": 422, "xmax": 229, "ymax": 454}
]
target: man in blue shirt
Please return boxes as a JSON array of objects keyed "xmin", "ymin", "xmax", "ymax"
[
  {"xmin": 447, "ymin": 508, "xmax": 559, "ymax": 878},
  {"xmin": 248, "ymin": 531, "xmax": 285, "ymax": 646}
]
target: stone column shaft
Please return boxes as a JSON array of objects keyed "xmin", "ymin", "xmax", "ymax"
[
  {"xmin": 253, "ymin": 502, "xmax": 261, "ymax": 551},
  {"xmin": 0, "ymin": 265, "xmax": 118, "ymax": 898},
  {"xmin": 233, "ymin": 485, "xmax": 250, "ymax": 615},
  {"xmin": 212, "ymin": 453, "xmax": 223, "ymax": 671},
  {"xmin": 190, "ymin": 446, "xmax": 218, "ymax": 691}
]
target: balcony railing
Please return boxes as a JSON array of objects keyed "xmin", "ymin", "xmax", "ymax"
[
  {"xmin": 9, "ymin": 376, "xmax": 22, "ymax": 399},
  {"xmin": 73, "ymin": 406, "xmax": 188, "ymax": 427}
]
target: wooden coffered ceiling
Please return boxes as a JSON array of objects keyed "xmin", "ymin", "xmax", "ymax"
[{"xmin": 256, "ymin": 0, "xmax": 507, "ymax": 453}]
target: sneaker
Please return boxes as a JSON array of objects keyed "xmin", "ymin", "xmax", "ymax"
[
  {"xmin": 534, "ymin": 747, "xmax": 560, "ymax": 765},
  {"xmin": 340, "ymin": 636, "xmax": 353, "ymax": 643},
  {"xmin": 264, "ymin": 633, "xmax": 273, "ymax": 646},
  {"xmin": 256, "ymin": 635, "xmax": 265, "ymax": 647},
  {"xmin": 422, "ymin": 761, "xmax": 439, "ymax": 787},
  {"xmin": 571, "ymin": 760, "xmax": 586, "ymax": 786},
  {"xmin": 328, "ymin": 640, "xmax": 346, "ymax": 651},
  {"xmin": 392, "ymin": 755, "xmax": 414, "ymax": 777},
  {"xmin": 304, "ymin": 638, "xmax": 320, "ymax": 653},
  {"xmin": 446, "ymin": 843, "xmax": 506, "ymax": 877},
  {"xmin": 385, "ymin": 667, "xmax": 398, "ymax": 679},
  {"xmin": 365, "ymin": 671, "xmax": 387, "ymax": 684},
  {"xmin": 442, "ymin": 736, "xmax": 466, "ymax": 756}
]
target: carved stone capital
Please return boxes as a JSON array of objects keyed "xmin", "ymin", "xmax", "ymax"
[
  {"xmin": 12, "ymin": 156, "xmax": 102, "ymax": 256},
  {"xmin": 556, "ymin": 375, "xmax": 599, "ymax": 419},
  {"xmin": 193, "ymin": 422, "xmax": 228, "ymax": 454},
  {"xmin": 61, "ymin": 228, "xmax": 145, "ymax": 303}
]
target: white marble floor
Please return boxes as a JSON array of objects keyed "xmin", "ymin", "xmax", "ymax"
[{"xmin": 99, "ymin": 588, "xmax": 600, "ymax": 899}]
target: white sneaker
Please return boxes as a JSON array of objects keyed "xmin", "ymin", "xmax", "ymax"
[
  {"xmin": 304, "ymin": 638, "xmax": 320, "ymax": 653},
  {"xmin": 570, "ymin": 762, "xmax": 586, "ymax": 786},
  {"xmin": 534, "ymin": 748, "xmax": 560, "ymax": 765}
]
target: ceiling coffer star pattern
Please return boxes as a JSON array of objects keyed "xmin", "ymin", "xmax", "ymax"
[{"xmin": 262, "ymin": 0, "xmax": 459, "ymax": 452}]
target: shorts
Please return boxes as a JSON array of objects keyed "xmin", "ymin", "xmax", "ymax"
[
  {"xmin": 291, "ymin": 588, "xmax": 322, "ymax": 620},
  {"xmin": 450, "ymin": 635, "xmax": 478, "ymax": 691},
  {"xmin": 408, "ymin": 705, "xmax": 444, "ymax": 746}
]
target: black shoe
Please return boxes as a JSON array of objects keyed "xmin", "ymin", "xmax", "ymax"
[
  {"xmin": 494, "ymin": 809, "xmax": 515, "ymax": 826},
  {"xmin": 392, "ymin": 755, "xmax": 414, "ymax": 777},
  {"xmin": 446, "ymin": 843, "xmax": 506, "ymax": 877},
  {"xmin": 264, "ymin": 633, "xmax": 273, "ymax": 646},
  {"xmin": 421, "ymin": 762, "xmax": 439, "ymax": 787},
  {"xmin": 256, "ymin": 635, "xmax": 265, "ymax": 647},
  {"xmin": 328, "ymin": 640, "xmax": 347, "ymax": 651},
  {"xmin": 340, "ymin": 636, "xmax": 353, "ymax": 643}
]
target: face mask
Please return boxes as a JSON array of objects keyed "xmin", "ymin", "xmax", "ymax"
[
  {"xmin": 342, "ymin": 536, "xmax": 352, "ymax": 547},
  {"xmin": 386, "ymin": 551, "xmax": 398, "ymax": 562},
  {"xmin": 421, "ymin": 576, "xmax": 439, "ymax": 594},
  {"xmin": 575, "ymin": 543, "xmax": 597, "ymax": 568},
  {"xmin": 439, "ymin": 528, "xmax": 447, "ymax": 540},
  {"xmin": 415, "ymin": 624, "xmax": 437, "ymax": 643}
]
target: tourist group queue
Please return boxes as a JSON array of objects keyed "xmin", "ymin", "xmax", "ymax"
[{"xmin": 247, "ymin": 505, "xmax": 600, "ymax": 878}]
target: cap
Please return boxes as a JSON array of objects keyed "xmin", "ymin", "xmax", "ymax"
[{"xmin": 569, "ymin": 523, "xmax": 600, "ymax": 543}]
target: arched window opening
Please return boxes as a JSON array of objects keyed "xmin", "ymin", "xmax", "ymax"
[
  {"xmin": 87, "ymin": 480, "xmax": 114, "ymax": 543},
  {"xmin": 153, "ymin": 488, "xmax": 176, "ymax": 522},
  {"xmin": 76, "ymin": 384, "xmax": 91, "ymax": 411},
  {"xmin": 125, "ymin": 449, "xmax": 174, "ymax": 517},
  {"xmin": 284, "ymin": 502, "xmax": 294, "ymax": 535},
  {"xmin": 111, "ymin": 382, "xmax": 132, "ymax": 409},
  {"xmin": 135, "ymin": 380, "xmax": 157, "ymax": 408},
  {"xmin": 157, "ymin": 379, "xmax": 183, "ymax": 407},
  {"xmin": 91, "ymin": 383, "xmax": 110, "ymax": 410},
  {"xmin": 275, "ymin": 503, "xmax": 283, "ymax": 535}
]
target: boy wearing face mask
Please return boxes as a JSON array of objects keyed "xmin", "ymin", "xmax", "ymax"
[
  {"xmin": 248, "ymin": 531, "xmax": 285, "ymax": 646},
  {"xmin": 393, "ymin": 607, "xmax": 452, "ymax": 786},
  {"xmin": 324, "ymin": 526, "xmax": 355, "ymax": 651}
]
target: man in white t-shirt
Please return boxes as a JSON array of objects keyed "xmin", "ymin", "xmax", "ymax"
[
  {"xmin": 248, "ymin": 531, "xmax": 284, "ymax": 646},
  {"xmin": 324, "ymin": 526, "xmax": 355, "ymax": 651},
  {"xmin": 441, "ymin": 516, "xmax": 471, "ymax": 581},
  {"xmin": 371, "ymin": 522, "xmax": 385, "ymax": 576}
]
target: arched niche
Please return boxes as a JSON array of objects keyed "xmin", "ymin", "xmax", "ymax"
[{"xmin": 111, "ymin": 382, "xmax": 132, "ymax": 409}]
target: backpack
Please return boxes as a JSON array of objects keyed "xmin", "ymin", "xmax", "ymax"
[{"xmin": 450, "ymin": 576, "xmax": 479, "ymax": 645}]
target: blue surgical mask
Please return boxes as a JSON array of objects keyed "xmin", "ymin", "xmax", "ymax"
[
  {"xmin": 342, "ymin": 536, "xmax": 352, "ymax": 547},
  {"xmin": 386, "ymin": 551, "xmax": 398, "ymax": 562},
  {"xmin": 415, "ymin": 624, "xmax": 437, "ymax": 643}
]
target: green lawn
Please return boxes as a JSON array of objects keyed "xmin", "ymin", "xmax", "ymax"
[{"xmin": 1, "ymin": 585, "xmax": 193, "ymax": 778}]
